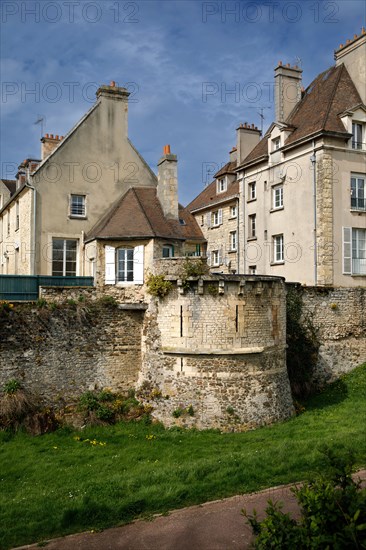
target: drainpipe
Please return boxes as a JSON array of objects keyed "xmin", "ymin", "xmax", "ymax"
[
  {"xmin": 25, "ymin": 181, "xmax": 36, "ymax": 275},
  {"xmin": 236, "ymin": 197, "xmax": 240, "ymax": 273},
  {"xmin": 310, "ymin": 142, "xmax": 317, "ymax": 286}
]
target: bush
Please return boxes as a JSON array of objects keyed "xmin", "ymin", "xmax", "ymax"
[
  {"xmin": 78, "ymin": 389, "xmax": 146, "ymax": 425},
  {"xmin": 243, "ymin": 446, "xmax": 366, "ymax": 549},
  {"xmin": 146, "ymin": 274, "xmax": 173, "ymax": 298}
]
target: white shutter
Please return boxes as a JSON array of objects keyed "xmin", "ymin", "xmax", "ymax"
[
  {"xmin": 343, "ymin": 227, "xmax": 352, "ymax": 274},
  {"xmin": 207, "ymin": 251, "xmax": 211, "ymax": 266},
  {"xmin": 105, "ymin": 245, "xmax": 116, "ymax": 284},
  {"xmin": 133, "ymin": 245, "xmax": 144, "ymax": 284},
  {"xmin": 218, "ymin": 208, "xmax": 223, "ymax": 225},
  {"xmin": 206, "ymin": 212, "xmax": 211, "ymax": 228},
  {"xmin": 218, "ymin": 248, "xmax": 222, "ymax": 265}
]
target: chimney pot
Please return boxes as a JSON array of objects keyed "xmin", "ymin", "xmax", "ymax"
[
  {"xmin": 286, "ymin": 63, "xmax": 290, "ymax": 67},
  {"xmin": 45, "ymin": 133, "xmax": 49, "ymax": 138},
  {"xmin": 60, "ymin": 136, "xmax": 64, "ymax": 140},
  {"xmin": 163, "ymin": 145, "xmax": 171, "ymax": 155},
  {"xmin": 279, "ymin": 61, "xmax": 282, "ymax": 65},
  {"xmin": 346, "ymin": 39, "xmax": 350, "ymax": 44},
  {"xmin": 50, "ymin": 134, "xmax": 54, "ymax": 139},
  {"xmin": 110, "ymin": 80, "xmax": 116, "ymax": 87},
  {"xmin": 362, "ymin": 27, "xmax": 365, "ymax": 34},
  {"xmin": 55, "ymin": 135, "xmax": 59, "ymax": 140}
]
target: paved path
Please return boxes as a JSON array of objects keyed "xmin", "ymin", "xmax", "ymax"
[{"xmin": 15, "ymin": 470, "xmax": 366, "ymax": 550}]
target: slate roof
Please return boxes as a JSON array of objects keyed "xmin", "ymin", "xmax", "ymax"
[
  {"xmin": 214, "ymin": 161, "xmax": 237, "ymax": 178},
  {"xmin": 240, "ymin": 64, "xmax": 362, "ymax": 167},
  {"xmin": 86, "ymin": 187, "xmax": 205, "ymax": 243},
  {"xmin": 187, "ymin": 179, "xmax": 239, "ymax": 213},
  {"xmin": 1, "ymin": 179, "xmax": 16, "ymax": 196}
]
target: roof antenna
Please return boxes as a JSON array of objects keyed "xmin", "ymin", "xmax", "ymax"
[
  {"xmin": 34, "ymin": 115, "xmax": 45, "ymax": 138},
  {"xmin": 295, "ymin": 56, "xmax": 302, "ymax": 68}
]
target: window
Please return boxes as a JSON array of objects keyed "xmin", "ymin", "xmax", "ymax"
[
  {"xmin": 15, "ymin": 201, "xmax": 19, "ymax": 231},
  {"xmin": 230, "ymin": 231, "xmax": 237, "ymax": 251},
  {"xmin": 273, "ymin": 234, "xmax": 284, "ymax": 263},
  {"xmin": 162, "ymin": 244, "xmax": 174, "ymax": 258},
  {"xmin": 352, "ymin": 123, "xmax": 363, "ymax": 150},
  {"xmin": 212, "ymin": 250, "xmax": 220, "ymax": 266},
  {"xmin": 248, "ymin": 214, "xmax": 256, "ymax": 239},
  {"xmin": 351, "ymin": 176, "xmax": 365, "ymax": 211},
  {"xmin": 70, "ymin": 195, "xmax": 86, "ymax": 217},
  {"xmin": 273, "ymin": 185, "xmax": 283, "ymax": 209},
  {"xmin": 52, "ymin": 239, "xmax": 77, "ymax": 276},
  {"xmin": 343, "ymin": 227, "xmax": 366, "ymax": 275},
  {"xmin": 273, "ymin": 138, "xmax": 280, "ymax": 151},
  {"xmin": 248, "ymin": 181, "xmax": 256, "ymax": 200},
  {"xmin": 249, "ymin": 265, "xmax": 257, "ymax": 274},
  {"xmin": 217, "ymin": 178, "xmax": 227, "ymax": 193},
  {"xmin": 212, "ymin": 209, "xmax": 223, "ymax": 226},
  {"xmin": 230, "ymin": 205, "xmax": 237, "ymax": 218},
  {"xmin": 105, "ymin": 245, "xmax": 144, "ymax": 284}
]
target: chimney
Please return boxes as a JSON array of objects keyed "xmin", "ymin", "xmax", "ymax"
[
  {"xmin": 334, "ymin": 29, "xmax": 366, "ymax": 103},
  {"xmin": 157, "ymin": 145, "xmax": 178, "ymax": 220},
  {"xmin": 229, "ymin": 146, "xmax": 237, "ymax": 163},
  {"xmin": 96, "ymin": 81, "xmax": 130, "ymax": 137},
  {"xmin": 236, "ymin": 123, "xmax": 261, "ymax": 165},
  {"xmin": 274, "ymin": 62, "xmax": 302, "ymax": 122},
  {"xmin": 40, "ymin": 133, "xmax": 63, "ymax": 160}
]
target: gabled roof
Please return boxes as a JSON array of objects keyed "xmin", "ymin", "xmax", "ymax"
[
  {"xmin": 86, "ymin": 187, "xmax": 205, "ymax": 243},
  {"xmin": 1, "ymin": 179, "xmax": 16, "ymax": 196},
  {"xmin": 187, "ymin": 179, "xmax": 239, "ymax": 213},
  {"xmin": 214, "ymin": 161, "xmax": 237, "ymax": 178},
  {"xmin": 239, "ymin": 63, "xmax": 363, "ymax": 167}
]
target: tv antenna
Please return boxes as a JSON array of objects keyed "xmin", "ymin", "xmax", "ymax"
[
  {"xmin": 248, "ymin": 106, "xmax": 271, "ymax": 135},
  {"xmin": 34, "ymin": 115, "xmax": 45, "ymax": 138}
]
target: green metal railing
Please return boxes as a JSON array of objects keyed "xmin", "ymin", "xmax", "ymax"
[{"xmin": 0, "ymin": 275, "xmax": 94, "ymax": 301}]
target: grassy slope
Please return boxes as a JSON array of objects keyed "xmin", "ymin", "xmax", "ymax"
[{"xmin": 1, "ymin": 364, "xmax": 365, "ymax": 549}]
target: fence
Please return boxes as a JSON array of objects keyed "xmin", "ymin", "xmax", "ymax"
[{"xmin": 0, "ymin": 275, "xmax": 94, "ymax": 301}]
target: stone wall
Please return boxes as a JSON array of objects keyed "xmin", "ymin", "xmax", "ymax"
[
  {"xmin": 316, "ymin": 152, "xmax": 334, "ymax": 286},
  {"xmin": 299, "ymin": 285, "xmax": 366, "ymax": 384},
  {"xmin": 140, "ymin": 275, "xmax": 294, "ymax": 431},
  {"xmin": 0, "ymin": 301, "xmax": 143, "ymax": 404}
]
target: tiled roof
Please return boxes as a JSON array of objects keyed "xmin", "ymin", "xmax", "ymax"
[
  {"xmin": 87, "ymin": 187, "xmax": 205, "ymax": 242},
  {"xmin": 214, "ymin": 161, "xmax": 237, "ymax": 178},
  {"xmin": 1, "ymin": 179, "xmax": 16, "ymax": 196},
  {"xmin": 240, "ymin": 64, "xmax": 362, "ymax": 166},
  {"xmin": 187, "ymin": 179, "xmax": 239, "ymax": 213}
]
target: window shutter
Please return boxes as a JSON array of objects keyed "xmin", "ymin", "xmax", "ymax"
[
  {"xmin": 343, "ymin": 227, "xmax": 352, "ymax": 274},
  {"xmin": 218, "ymin": 208, "xmax": 223, "ymax": 225},
  {"xmin": 218, "ymin": 248, "xmax": 222, "ymax": 265},
  {"xmin": 133, "ymin": 245, "xmax": 144, "ymax": 284},
  {"xmin": 206, "ymin": 212, "xmax": 211, "ymax": 228},
  {"xmin": 105, "ymin": 246, "xmax": 116, "ymax": 284},
  {"xmin": 207, "ymin": 251, "xmax": 211, "ymax": 266}
]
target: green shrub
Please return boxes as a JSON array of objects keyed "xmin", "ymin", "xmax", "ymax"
[
  {"xmin": 243, "ymin": 446, "xmax": 366, "ymax": 549},
  {"xmin": 98, "ymin": 295, "xmax": 118, "ymax": 308},
  {"xmin": 36, "ymin": 298, "xmax": 48, "ymax": 308},
  {"xmin": 3, "ymin": 379, "xmax": 22, "ymax": 395},
  {"xmin": 146, "ymin": 274, "xmax": 173, "ymax": 297}
]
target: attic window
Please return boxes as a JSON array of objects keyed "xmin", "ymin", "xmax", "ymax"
[
  {"xmin": 273, "ymin": 138, "xmax": 281, "ymax": 151},
  {"xmin": 217, "ymin": 177, "xmax": 227, "ymax": 193},
  {"xmin": 179, "ymin": 218, "xmax": 186, "ymax": 225}
]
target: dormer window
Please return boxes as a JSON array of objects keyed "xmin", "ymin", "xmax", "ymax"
[
  {"xmin": 352, "ymin": 122, "xmax": 364, "ymax": 150},
  {"xmin": 217, "ymin": 177, "xmax": 227, "ymax": 193},
  {"xmin": 273, "ymin": 138, "xmax": 281, "ymax": 151}
]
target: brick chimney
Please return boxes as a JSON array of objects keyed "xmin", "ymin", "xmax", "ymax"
[
  {"xmin": 236, "ymin": 123, "xmax": 261, "ymax": 165},
  {"xmin": 157, "ymin": 145, "xmax": 178, "ymax": 220},
  {"xmin": 96, "ymin": 81, "xmax": 130, "ymax": 137},
  {"xmin": 274, "ymin": 62, "xmax": 303, "ymax": 123},
  {"xmin": 41, "ymin": 134, "xmax": 64, "ymax": 160},
  {"xmin": 335, "ymin": 28, "xmax": 366, "ymax": 103}
]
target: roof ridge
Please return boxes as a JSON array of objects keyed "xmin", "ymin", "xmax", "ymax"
[
  {"xmin": 86, "ymin": 189, "xmax": 131, "ymax": 239},
  {"xmin": 132, "ymin": 187, "xmax": 157, "ymax": 236},
  {"xmin": 322, "ymin": 64, "xmax": 344, "ymax": 130}
]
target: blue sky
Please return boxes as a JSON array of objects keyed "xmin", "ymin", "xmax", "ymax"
[{"xmin": 1, "ymin": 0, "xmax": 365, "ymax": 204}]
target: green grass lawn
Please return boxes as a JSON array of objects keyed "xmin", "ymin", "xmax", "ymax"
[{"xmin": 1, "ymin": 364, "xmax": 365, "ymax": 549}]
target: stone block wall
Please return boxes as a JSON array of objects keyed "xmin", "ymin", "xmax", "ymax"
[
  {"xmin": 0, "ymin": 301, "xmax": 143, "ymax": 404},
  {"xmin": 299, "ymin": 285, "xmax": 366, "ymax": 383},
  {"xmin": 140, "ymin": 275, "xmax": 294, "ymax": 431}
]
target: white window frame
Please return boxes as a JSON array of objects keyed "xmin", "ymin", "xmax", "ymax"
[
  {"xmin": 212, "ymin": 250, "xmax": 221, "ymax": 267},
  {"xmin": 70, "ymin": 194, "xmax": 86, "ymax": 218},
  {"xmin": 273, "ymin": 234, "xmax": 284, "ymax": 263},
  {"xmin": 230, "ymin": 231, "xmax": 237, "ymax": 251},
  {"xmin": 352, "ymin": 122, "xmax": 363, "ymax": 150},
  {"xmin": 52, "ymin": 238, "xmax": 78, "ymax": 276},
  {"xmin": 273, "ymin": 185, "xmax": 284, "ymax": 209},
  {"xmin": 248, "ymin": 181, "xmax": 256, "ymax": 201},
  {"xmin": 162, "ymin": 244, "xmax": 174, "ymax": 258},
  {"xmin": 230, "ymin": 205, "xmax": 237, "ymax": 218},
  {"xmin": 105, "ymin": 245, "xmax": 144, "ymax": 285},
  {"xmin": 351, "ymin": 175, "xmax": 365, "ymax": 211},
  {"xmin": 212, "ymin": 208, "xmax": 223, "ymax": 227},
  {"xmin": 273, "ymin": 137, "xmax": 280, "ymax": 151},
  {"xmin": 217, "ymin": 177, "xmax": 227, "ymax": 193},
  {"xmin": 343, "ymin": 227, "xmax": 366, "ymax": 275},
  {"xmin": 248, "ymin": 214, "xmax": 256, "ymax": 239}
]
